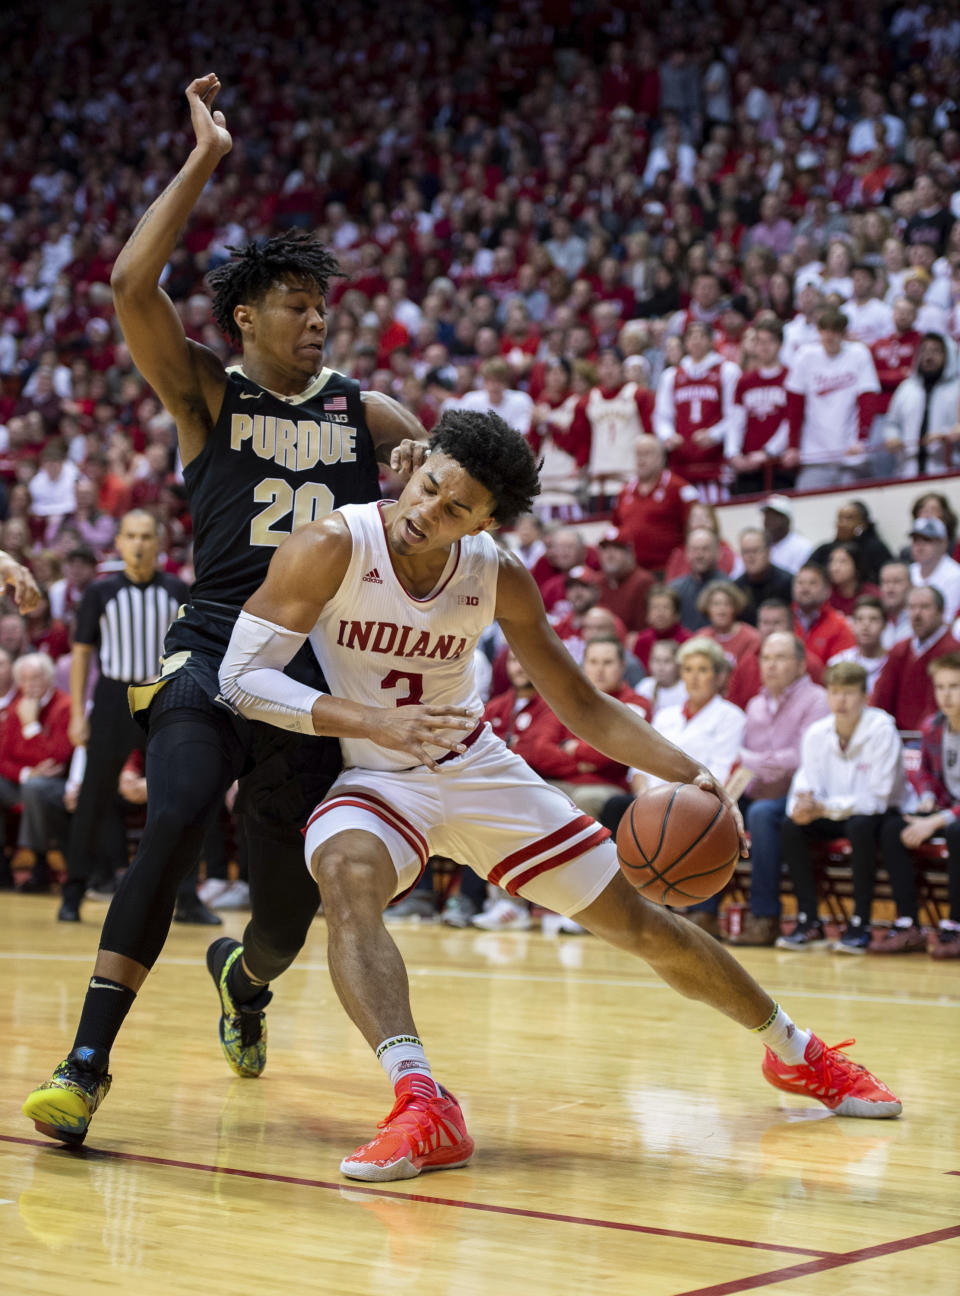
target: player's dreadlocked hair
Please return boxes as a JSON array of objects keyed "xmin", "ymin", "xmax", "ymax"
[
  {"xmin": 429, "ymin": 408, "xmax": 541, "ymax": 527},
  {"xmin": 206, "ymin": 232, "xmax": 343, "ymax": 347}
]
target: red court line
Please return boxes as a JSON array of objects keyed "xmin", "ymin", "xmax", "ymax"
[
  {"xmin": 672, "ymin": 1223, "xmax": 960, "ymax": 1296},
  {"xmin": 0, "ymin": 1133, "xmax": 829, "ymax": 1258}
]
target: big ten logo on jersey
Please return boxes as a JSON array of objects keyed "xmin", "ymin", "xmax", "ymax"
[{"xmin": 231, "ymin": 413, "xmax": 357, "ymax": 547}]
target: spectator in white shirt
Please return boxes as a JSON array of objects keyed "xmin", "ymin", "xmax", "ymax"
[
  {"xmin": 626, "ymin": 636, "xmax": 746, "ymax": 937},
  {"xmin": 786, "ymin": 307, "xmax": 880, "ymax": 489},
  {"xmin": 456, "ymin": 358, "xmax": 533, "ymax": 437},
  {"xmin": 760, "ymin": 495, "xmax": 814, "ymax": 575},
  {"xmin": 902, "ymin": 267, "xmax": 950, "ymax": 333},
  {"xmin": 909, "ymin": 515, "xmax": 960, "ymax": 621},
  {"xmin": 847, "ymin": 89, "xmax": 906, "ymax": 156},
  {"xmin": 828, "ymin": 595, "xmax": 889, "ymax": 694},
  {"xmin": 635, "ymin": 639, "xmax": 687, "ymax": 718},
  {"xmin": 781, "ymin": 282, "xmax": 825, "ymax": 367},
  {"xmin": 842, "ymin": 265, "xmax": 894, "ymax": 344},
  {"xmin": 778, "ymin": 661, "xmax": 906, "ymax": 952},
  {"xmin": 27, "ymin": 438, "xmax": 79, "ymax": 522},
  {"xmin": 883, "ymin": 332, "xmax": 959, "ymax": 478},
  {"xmin": 879, "ymin": 560, "xmax": 913, "ymax": 650}
]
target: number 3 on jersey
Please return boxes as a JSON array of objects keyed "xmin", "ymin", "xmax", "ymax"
[
  {"xmin": 381, "ymin": 670, "xmax": 424, "ymax": 706},
  {"xmin": 250, "ymin": 478, "xmax": 335, "ymax": 547}
]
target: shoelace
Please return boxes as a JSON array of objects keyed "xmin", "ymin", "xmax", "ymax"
[
  {"xmin": 376, "ymin": 1090, "xmax": 440, "ymax": 1146},
  {"xmin": 237, "ymin": 1015, "xmax": 262, "ymax": 1049},
  {"xmin": 59, "ymin": 1061, "xmax": 109, "ymax": 1095},
  {"xmin": 809, "ymin": 1038, "xmax": 867, "ymax": 1086}
]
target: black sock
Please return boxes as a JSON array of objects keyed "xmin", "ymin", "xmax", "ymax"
[
  {"xmin": 208, "ymin": 936, "xmax": 269, "ymax": 1006},
  {"xmin": 227, "ymin": 949, "xmax": 270, "ymax": 1006},
  {"xmin": 72, "ymin": 977, "xmax": 137, "ymax": 1059}
]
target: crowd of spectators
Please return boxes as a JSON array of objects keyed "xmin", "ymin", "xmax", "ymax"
[{"xmin": 2, "ymin": 0, "xmax": 960, "ymax": 942}]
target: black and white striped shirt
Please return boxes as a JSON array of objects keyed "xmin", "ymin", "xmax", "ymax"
[{"xmin": 74, "ymin": 571, "xmax": 190, "ymax": 683}]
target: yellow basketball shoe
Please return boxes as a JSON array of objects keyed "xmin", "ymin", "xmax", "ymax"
[{"xmin": 206, "ymin": 937, "xmax": 271, "ymax": 1078}]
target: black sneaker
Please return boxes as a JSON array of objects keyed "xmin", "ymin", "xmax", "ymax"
[
  {"xmin": 22, "ymin": 1046, "xmax": 112, "ymax": 1145},
  {"xmin": 775, "ymin": 915, "xmax": 829, "ymax": 950},
  {"xmin": 174, "ymin": 895, "xmax": 223, "ymax": 925}
]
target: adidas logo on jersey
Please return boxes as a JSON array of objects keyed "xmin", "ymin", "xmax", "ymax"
[{"xmin": 362, "ymin": 568, "xmax": 383, "ymax": 584}]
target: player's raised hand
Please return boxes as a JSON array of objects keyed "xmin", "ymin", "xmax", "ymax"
[
  {"xmin": 375, "ymin": 704, "xmax": 478, "ymax": 772},
  {"xmin": 185, "ymin": 74, "xmax": 232, "ymax": 159},
  {"xmin": 389, "ymin": 439, "xmax": 429, "ymax": 480},
  {"xmin": 0, "ymin": 552, "xmax": 40, "ymax": 612}
]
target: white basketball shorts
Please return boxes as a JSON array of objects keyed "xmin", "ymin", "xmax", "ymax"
[{"xmin": 303, "ymin": 727, "xmax": 620, "ymax": 917}]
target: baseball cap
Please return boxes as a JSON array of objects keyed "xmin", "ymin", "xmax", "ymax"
[
  {"xmin": 598, "ymin": 527, "xmax": 632, "ymax": 548},
  {"xmin": 761, "ymin": 494, "xmax": 793, "ymax": 520},
  {"xmin": 910, "ymin": 516, "xmax": 947, "ymax": 540},
  {"xmin": 565, "ymin": 565, "xmax": 602, "ymax": 587}
]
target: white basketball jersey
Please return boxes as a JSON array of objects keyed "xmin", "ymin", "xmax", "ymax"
[
  {"xmin": 586, "ymin": 381, "xmax": 642, "ymax": 478},
  {"xmin": 309, "ymin": 501, "xmax": 499, "ymax": 770}
]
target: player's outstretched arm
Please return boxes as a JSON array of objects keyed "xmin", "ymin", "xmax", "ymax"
[
  {"xmin": 361, "ymin": 391, "xmax": 429, "ymax": 477},
  {"xmin": 495, "ymin": 551, "xmax": 746, "ymax": 847},
  {"xmin": 219, "ymin": 518, "xmax": 476, "ymax": 769},
  {"xmin": 110, "ymin": 74, "xmax": 233, "ymax": 464}
]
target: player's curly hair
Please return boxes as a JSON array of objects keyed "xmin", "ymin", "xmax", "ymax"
[
  {"xmin": 429, "ymin": 408, "xmax": 540, "ymax": 527},
  {"xmin": 206, "ymin": 232, "xmax": 343, "ymax": 347}
]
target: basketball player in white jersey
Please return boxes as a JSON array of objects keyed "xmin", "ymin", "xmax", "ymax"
[{"xmin": 219, "ymin": 409, "xmax": 901, "ymax": 1182}]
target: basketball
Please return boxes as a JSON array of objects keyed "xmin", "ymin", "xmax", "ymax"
[{"xmin": 615, "ymin": 783, "xmax": 740, "ymax": 907}]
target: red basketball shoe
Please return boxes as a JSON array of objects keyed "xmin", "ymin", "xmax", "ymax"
[
  {"xmin": 761, "ymin": 1034, "xmax": 902, "ymax": 1118},
  {"xmin": 340, "ymin": 1082, "xmax": 475, "ymax": 1181}
]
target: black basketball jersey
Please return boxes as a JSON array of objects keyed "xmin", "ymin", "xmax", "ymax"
[{"xmin": 168, "ymin": 365, "xmax": 380, "ymax": 658}]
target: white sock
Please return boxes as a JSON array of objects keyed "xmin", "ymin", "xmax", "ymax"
[
  {"xmin": 375, "ymin": 1034, "xmax": 439, "ymax": 1099},
  {"xmin": 752, "ymin": 1003, "xmax": 810, "ymax": 1066}
]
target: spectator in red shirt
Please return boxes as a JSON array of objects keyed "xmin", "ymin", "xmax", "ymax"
[
  {"xmin": 726, "ymin": 599, "xmax": 826, "ymax": 710},
  {"xmin": 825, "ymin": 542, "xmax": 881, "ymax": 617},
  {"xmin": 728, "ymin": 318, "xmax": 802, "ymax": 495},
  {"xmin": 522, "ymin": 635, "xmax": 651, "ymax": 818},
  {"xmin": 872, "ymin": 585, "xmax": 960, "ymax": 732},
  {"xmin": 550, "ymin": 568, "xmax": 605, "ymax": 659},
  {"xmin": 0, "ymin": 653, "xmax": 73, "ymax": 890},
  {"xmin": 483, "ymin": 650, "xmax": 554, "ymax": 766},
  {"xmin": 870, "ymin": 298, "xmax": 921, "ymax": 417},
  {"xmin": 792, "ymin": 562, "xmax": 857, "ymax": 664},
  {"xmin": 23, "ymin": 592, "xmax": 71, "ymax": 663},
  {"xmin": 532, "ymin": 526, "xmax": 600, "ymax": 611},
  {"xmin": 612, "ymin": 435, "xmax": 698, "ymax": 575},
  {"xmin": 697, "ymin": 580, "xmax": 762, "ymax": 667},
  {"xmin": 633, "ymin": 584, "xmax": 693, "ymax": 669},
  {"xmin": 595, "ymin": 528, "xmax": 654, "ymax": 634},
  {"xmin": 663, "ymin": 501, "xmax": 740, "ymax": 583}
]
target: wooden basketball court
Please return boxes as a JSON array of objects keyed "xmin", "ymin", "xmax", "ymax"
[{"xmin": 2, "ymin": 895, "xmax": 958, "ymax": 1295}]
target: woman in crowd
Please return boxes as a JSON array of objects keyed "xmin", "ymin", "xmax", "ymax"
[
  {"xmin": 825, "ymin": 542, "xmax": 880, "ymax": 617},
  {"xmin": 697, "ymin": 580, "xmax": 763, "ymax": 665},
  {"xmin": 810, "ymin": 500, "xmax": 892, "ymax": 583}
]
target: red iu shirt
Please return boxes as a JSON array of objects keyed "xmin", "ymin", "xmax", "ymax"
[
  {"xmin": 870, "ymin": 330, "xmax": 921, "ymax": 415},
  {"xmin": 733, "ymin": 366, "xmax": 802, "ymax": 456}
]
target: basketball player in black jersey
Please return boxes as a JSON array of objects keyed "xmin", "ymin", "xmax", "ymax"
[{"xmin": 23, "ymin": 73, "xmax": 437, "ymax": 1145}]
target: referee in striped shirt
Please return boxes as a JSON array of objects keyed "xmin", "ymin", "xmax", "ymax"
[{"xmin": 59, "ymin": 511, "xmax": 190, "ymax": 922}]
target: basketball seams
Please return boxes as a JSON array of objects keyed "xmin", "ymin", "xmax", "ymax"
[
  {"xmin": 616, "ymin": 782, "xmax": 739, "ymax": 906},
  {"xmin": 630, "ymin": 783, "xmax": 680, "ymax": 868},
  {"xmin": 656, "ymin": 800, "xmax": 724, "ymax": 877}
]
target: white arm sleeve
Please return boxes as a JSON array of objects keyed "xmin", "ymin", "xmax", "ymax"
[{"xmin": 218, "ymin": 610, "xmax": 322, "ymax": 736}]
